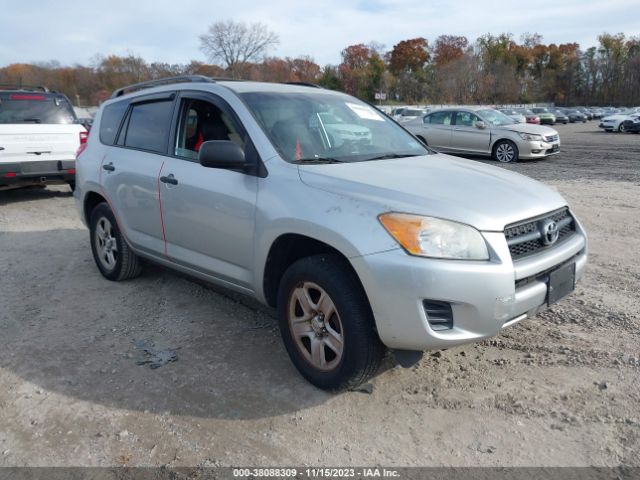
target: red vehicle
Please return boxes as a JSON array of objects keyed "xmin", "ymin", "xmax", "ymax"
[{"xmin": 515, "ymin": 108, "xmax": 540, "ymax": 124}]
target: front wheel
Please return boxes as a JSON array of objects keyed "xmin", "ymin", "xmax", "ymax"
[
  {"xmin": 618, "ymin": 123, "xmax": 626, "ymax": 133},
  {"xmin": 89, "ymin": 202, "xmax": 142, "ymax": 281},
  {"xmin": 277, "ymin": 254, "xmax": 385, "ymax": 390},
  {"xmin": 493, "ymin": 140, "xmax": 519, "ymax": 163}
]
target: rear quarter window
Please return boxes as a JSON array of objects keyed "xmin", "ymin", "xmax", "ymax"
[
  {"xmin": 99, "ymin": 101, "xmax": 129, "ymax": 145},
  {"xmin": 123, "ymin": 100, "xmax": 174, "ymax": 153}
]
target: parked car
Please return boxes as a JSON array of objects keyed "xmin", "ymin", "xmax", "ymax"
[
  {"xmin": 317, "ymin": 112, "xmax": 372, "ymax": 147},
  {"xmin": 588, "ymin": 108, "xmax": 604, "ymax": 119},
  {"xmin": 0, "ymin": 85, "xmax": 87, "ymax": 191},
  {"xmin": 76, "ymin": 76, "xmax": 586, "ymax": 390},
  {"xmin": 599, "ymin": 112, "xmax": 640, "ymax": 132},
  {"xmin": 553, "ymin": 110, "xmax": 569, "ymax": 124},
  {"xmin": 574, "ymin": 107, "xmax": 593, "ymax": 120},
  {"xmin": 562, "ymin": 109, "xmax": 587, "ymax": 123},
  {"xmin": 514, "ymin": 108, "xmax": 540, "ymax": 124},
  {"xmin": 620, "ymin": 117, "xmax": 640, "ymax": 133},
  {"xmin": 390, "ymin": 107, "xmax": 407, "ymax": 121},
  {"xmin": 531, "ymin": 107, "xmax": 556, "ymax": 125},
  {"xmin": 396, "ymin": 107, "xmax": 427, "ymax": 123},
  {"xmin": 405, "ymin": 107, "xmax": 560, "ymax": 163},
  {"xmin": 498, "ymin": 108, "xmax": 527, "ymax": 123}
]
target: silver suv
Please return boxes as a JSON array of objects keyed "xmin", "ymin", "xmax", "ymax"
[{"xmin": 75, "ymin": 76, "xmax": 587, "ymax": 390}]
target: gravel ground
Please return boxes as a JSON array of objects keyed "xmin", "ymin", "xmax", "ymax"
[{"xmin": 0, "ymin": 122, "xmax": 638, "ymax": 467}]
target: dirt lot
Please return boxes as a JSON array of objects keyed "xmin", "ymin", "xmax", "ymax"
[{"xmin": 0, "ymin": 122, "xmax": 639, "ymax": 467}]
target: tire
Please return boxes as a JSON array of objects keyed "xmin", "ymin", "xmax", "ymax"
[
  {"xmin": 68, "ymin": 181, "xmax": 75, "ymax": 192},
  {"xmin": 493, "ymin": 140, "xmax": 519, "ymax": 163},
  {"xmin": 89, "ymin": 202, "xmax": 142, "ymax": 281},
  {"xmin": 277, "ymin": 254, "xmax": 385, "ymax": 390},
  {"xmin": 618, "ymin": 123, "xmax": 626, "ymax": 133}
]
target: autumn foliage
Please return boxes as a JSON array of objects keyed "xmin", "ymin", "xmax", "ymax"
[{"xmin": 1, "ymin": 32, "xmax": 639, "ymax": 107}]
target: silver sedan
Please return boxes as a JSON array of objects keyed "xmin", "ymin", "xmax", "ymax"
[{"xmin": 405, "ymin": 107, "xmax": 560, "ymax": 162}]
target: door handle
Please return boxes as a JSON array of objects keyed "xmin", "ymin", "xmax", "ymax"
[
  {"xmin": 102, "ymin": 163, "xmax": 115, "ymax": 172},
  {"xmin": 160, "ymin": 174, "xmax": 178, "ymax": 185}
]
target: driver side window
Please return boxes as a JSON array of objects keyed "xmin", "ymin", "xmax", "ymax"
[{"xmin": 174, "ymin": 98, "xmax": 245, "ymax": 160}]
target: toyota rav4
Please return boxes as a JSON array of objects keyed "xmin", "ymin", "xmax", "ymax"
[{"xmin": 75, "ymin": 76, "xmax": 587, "ymax": 390}]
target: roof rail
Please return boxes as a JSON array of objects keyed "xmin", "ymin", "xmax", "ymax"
[
  {"xmin": 0, "ymin": 84, "xmax": 50, "ymax": 93},
  {"xmin": 282, "ymin": 82, "xmax": 323, "ymax": 89},
  {"xmin": 111, "ymin": 75, "xmax": 215, "ymax": 98}
]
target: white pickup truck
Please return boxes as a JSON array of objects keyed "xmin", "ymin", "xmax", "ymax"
[{"xmin": 0, "ymin": 86, "xmax": 87, "ymax": 191}]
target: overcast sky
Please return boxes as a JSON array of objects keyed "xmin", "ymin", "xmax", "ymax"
[{"xmin": 1, "ymin": 0, "xmax": 639, "ymax": 67}]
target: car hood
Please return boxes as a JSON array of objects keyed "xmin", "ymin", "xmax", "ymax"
[
  {"xmin": 298, "ymin": 154, "xmax": 567, "ymax": 231},
  {"xmin": 499, "ymin": 123, "xmax": 558, "ymax": 135},
  {"xmin": 602, "ymin": 114, "xmax": 632, "ymax": 121}
]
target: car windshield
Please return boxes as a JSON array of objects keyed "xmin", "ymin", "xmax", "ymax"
[
  {"xmin": 477, "ymin": 109, "xmax": 515, "ymax": 126},
  {"xmin": 0, "ymin": 95, "xmax": 78, "ymax": 124},
  {"xmin": 240, "ymin": 91, "xmax": 430, "ymax": 162}
]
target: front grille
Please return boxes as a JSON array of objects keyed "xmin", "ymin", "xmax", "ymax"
[
  {"xmin": 544, "ymin": 134, "xmax": 559, "ymax": 142},
  {"xmin": 423, "ymin": 300, "xmax": 453, "ymax": 331},
  {"xmin": 504, "ymin": 208, "xmax": 576, "ymax": 260}
]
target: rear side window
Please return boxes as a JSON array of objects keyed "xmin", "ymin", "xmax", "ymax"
[
  {"xmin": 0, "ymin": 94, "xmax": 77, "ymax": 124},
  {"xmin": 124, "ymin": 100, "xmax": 174, "ymax": 153},
  {"xmin": 425, "ymin": 111, "xmax": 452, "ymax": 125},
  {"xmin": 99, "ymin": 101, "xmax": 129, "ymax": 145}
]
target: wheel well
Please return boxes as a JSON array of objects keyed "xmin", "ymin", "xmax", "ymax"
[
  {"xmin": 83, "ymin": 191, "xmax": 107, "ymax": 225},
  {"xmin": 263, "ymin": 234, "xmax": 349, "ymax": 308}
]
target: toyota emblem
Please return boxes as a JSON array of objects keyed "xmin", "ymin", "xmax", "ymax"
[{"xmin": 540, "ymin": 219, "xmax": 559, "ymax": 246}]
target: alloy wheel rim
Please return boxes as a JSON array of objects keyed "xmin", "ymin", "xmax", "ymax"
[
  {"xmin": 95, "ymin": 217, "xmax": 118, "ymax": 270},
  {"xmin": 288, "ymin": 281, "xmax": 344, "ymax": 371},
  {"xmin": 496, "ymin": 143, "xmax": 515, "ymax": 162}
]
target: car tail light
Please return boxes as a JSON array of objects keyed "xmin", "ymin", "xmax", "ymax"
[
  {"xmin": 5, "ymin": 172, "xmax": 17, "ymax": 178},
  {"xmin": 67, "ymin": 168, "xmax": 76, "ymax": 174},
  {"xmin": 76, "ymin": 131, "xmax": 89, "ymax": 159}
]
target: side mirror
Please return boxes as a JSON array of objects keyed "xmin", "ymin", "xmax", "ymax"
[
  {"xmin": 199, "ymin": 140, "xmax": 246, "ymax": 169},
  {"xmin": 475, "ymin": 121, "xmax": 487, "ymax": 129}
]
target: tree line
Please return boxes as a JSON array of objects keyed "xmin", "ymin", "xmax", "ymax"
[{"xmin": 1, "ymin": 23, "xmax": 638, "ymax": 107}]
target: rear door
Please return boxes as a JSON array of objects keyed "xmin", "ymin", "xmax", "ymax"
[
  {"xmin": 158, "ymin": 91, "xmax": 258, "ymax": 289},
  {"xmin": 422, "ymin": 111, "xmax": 453, "ymax": 150},
  {"xmin": 450, "ymin": 110, "xmax": 491, "ymax": 154},
  {"xmin": 100, "ymin": 93, "xmax": 175, "ymax": 255}
]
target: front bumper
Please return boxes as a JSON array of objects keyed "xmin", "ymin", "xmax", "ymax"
[
  {"xmin": 352, "ymin": 221, "xmax": 587, "ymax": 351},
  {"xmin": 519, "ymin": 140, "xmax": 560, "ymax": 159},
  {"xmin": 0, "ymin": 160, "xmax": 75, "ymax": 187}
]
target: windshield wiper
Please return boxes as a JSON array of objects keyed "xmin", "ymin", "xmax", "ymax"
[
  {"xmin": 22, "ymin": 118, "xmax": 42, "ymax": 123},
  {"xmin": 293, "ymin": 157, "xmax": 344, "ymax": 164},
  {"xmin": 363, "ymin": 153, "xmax": 421, "ymax": 161}
]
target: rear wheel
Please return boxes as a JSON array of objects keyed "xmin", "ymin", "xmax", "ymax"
[
  {"xmin": 618, "ymin": 123, "xmax": 626, "ymax": 133},
  {"xmin": 68, "ymin": 181, "xmax": 75, "ymax": 192},
  {"xmin": 493, "ymin": 140, "xmax": 519, "ymax": 163},
  {"xmin": 277, "ymin": 254, "xmax": 385, "ymax": 390},
  {"xmin": 89, "ymin": 202, "xmax": 142, "ymax": 281}
]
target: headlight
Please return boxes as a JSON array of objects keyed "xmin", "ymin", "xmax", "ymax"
[
  {"xmin": 378, "ymin": 213, "xmax": 489, "ymax": 260},
  {"xmin": 518, "ymin": 132, "xmax": 543, "ymax": 141}
]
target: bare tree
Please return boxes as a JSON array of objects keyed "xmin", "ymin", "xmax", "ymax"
[{"xmin": 199, "ymin": 20, "xmax": 279, "ymax": 77}]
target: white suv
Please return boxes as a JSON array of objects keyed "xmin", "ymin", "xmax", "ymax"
[{"xmin": 0, "ymin": 86, "xmax": 87, "ymax": 191}]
